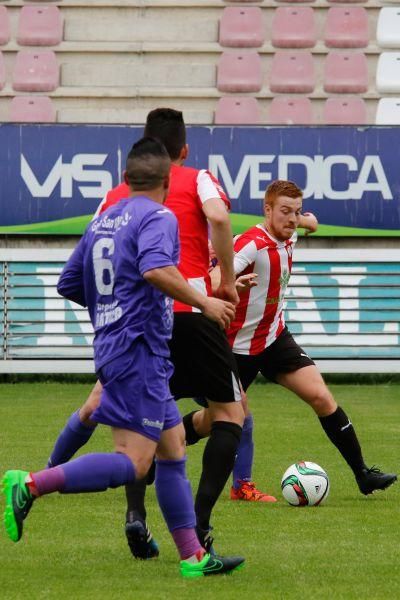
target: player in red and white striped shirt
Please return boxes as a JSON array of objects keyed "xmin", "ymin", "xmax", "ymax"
[{"xmin": 204, "ymin": 180, "xmax": 396, "ymax": 499}]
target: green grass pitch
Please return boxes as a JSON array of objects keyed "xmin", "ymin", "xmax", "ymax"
[{"xmin": 0, "ymin": 381, "xmax": 399, "ymax": 599}]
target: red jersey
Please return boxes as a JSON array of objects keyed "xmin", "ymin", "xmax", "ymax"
[
  {"xmin": 227, "ymin": 224, "xmax": 297, "ymax": 355},
  {"xmin": 95, "ymin": 164, "xmax": 230, "ymax": 312}
]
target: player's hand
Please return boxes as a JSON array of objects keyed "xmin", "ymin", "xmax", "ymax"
[
  {"xmin": 214, "ymin": 282, "xmax": 240, "ymax": 306},
  {"xmin": 201, "ymin": 297, "xmax": 236, "ymax": 330},
  {"xmin": 236, "ymin": 273, "xmax": 258, "ymax": 293},
  {"xmin": 302, "ymin": 212, "xmax": 318, "ymax": 236}
]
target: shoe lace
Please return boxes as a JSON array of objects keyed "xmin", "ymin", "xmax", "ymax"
[
  {"xmin": 366, "ymin": 466, "xmax": 381, "ymax": 474},
  {"xmin": 241, "ymin": 481, "xmax": 265, "ymax": 499}
]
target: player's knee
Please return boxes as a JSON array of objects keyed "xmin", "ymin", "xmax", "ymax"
[
  {"xmin": 156, "ymin": 423, "xmax": 186, "ymax": 460},
  {"xmin": 309, "ymin": 386, "xmax": 336, "ymax": 415},
  {"xmin": 209, "ymin": 400, "xmax": 245, "ymax": 427}
]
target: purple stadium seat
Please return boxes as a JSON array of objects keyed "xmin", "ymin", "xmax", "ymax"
[
  {"xmin": 17, "ymin": 6, "xmax": 63, "ymax": 46},
  {"xmin": 269, "ymin": 96, "xmax": 314, "ymax": 124},
  {"xmin": 12, "ymin": 50, "xmax": 59, "ymax": 92},
  {"xmin": 324, "ymin": 7, "xmax": 369, "ymax": 48},
  {"xmin": 323, "ymin": 97, "xmax": 367, "ymax": 124},
  {"xmin": 10, "ymin": 96, "xmax": 56, "ymax": 123},
  {"xmin": 272, "ymin": 7, "xmax": 316, "ymax": 49},
  {"xmin": 270, "ymin": 51, "xmax": 315, "ymax": 93},
  {"xmin": 217, "ymin": 51, "xmax": 263, "ymax": 92},
  {"xmin": 324, "ymin": 51, "xmax": 368, "ymax": 93},
  {"xmin": 215, "ymin": 97, "xmax": 261, "ymax": 124},
  {"xmin": 219, "ymin": 7, "xmax": 264, "ymax": 48},
  {"xmin": 0, "ymin": 51, "xmax": 5, "ymax": 90},
  {"xmin": 0, "ymin": 6, "xmax": 10, "ymax": 46}
]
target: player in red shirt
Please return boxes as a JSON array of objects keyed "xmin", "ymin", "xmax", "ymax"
[
  {"xmin": 46, "ymin": 109, "xmax": 245, "ymax": 559},
  {"xmin": 192, "ymin": 180, "xmax": 397, "ymax": 498}
]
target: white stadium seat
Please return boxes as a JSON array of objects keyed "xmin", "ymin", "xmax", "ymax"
[
  {"xmin": 376, "ymin": 52, "xmax": 400, "ymax": 93},
  {"xmin": 375, "ymin": 98, "xmax": 400, "ymax": 124},
  {"xmin": 376, "ymin": 7, "xmax": 400, "ymax": 49}
]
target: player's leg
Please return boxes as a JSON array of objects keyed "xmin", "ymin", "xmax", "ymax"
[
  {"xmin": 2, "ymin": 427, "xmax": 154, "ymax": 543},
  {"xmin": 47, "ymin": 380, "xmax": 102, "ymax": 467},
  {"xmin": 276, "ymin": 363, "xmax": 397, "ymax": 495},
  {"xmin": 228, "ymin": 353, "xmax": 277, "ymax": 503},
  {"xmin": 193, "ymin": 398, "xmax": 244, "ymax": 543},
  {"xmin": 154, "ymin": 418, "xmax": 243, "ymax": 576}
]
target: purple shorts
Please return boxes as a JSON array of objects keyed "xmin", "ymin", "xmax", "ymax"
[{"xmin": 92, "ymin": 339, "xmax": 182, "ymax": 442}]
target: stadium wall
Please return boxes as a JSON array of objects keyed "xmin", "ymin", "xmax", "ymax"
[{"xmin": 0, "ymin": 124, "xmax": 398, "ymax": 374}]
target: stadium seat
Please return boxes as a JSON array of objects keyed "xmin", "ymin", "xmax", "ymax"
[
  {"xmin": 17, "ymin": 6, "xmax": 63, "ymax": 46},
  {"xmin": 376, "ymin": 52, "xmax": 400, "ymax": 93},
  {"xmin": 0, "ymin": 51, "xmax": 5, "ymax": 90},
  {"xmin": 324, "ymin": 7, "xmax": 369, "ymax": 48},
  {"xmin": 377, "ymin": 8, "xmax": 400, "ymax": 49},
  {"xmin": 215, "ymin": 97, "xmax": 261, "ymax": 124},
  {"xmin": 324, "ymin": 51, "xmax": 368, "ymax": 93},
  {"xmin": 270, "ymin": 51, "xmax": 315, "ymax": 93},
  {"xmin": 269, "ymin": 96, "xmax": 314, "ymax": 124},
  {"xmin": 328, "ymin": 0, "xmax": 364, "ymax": 3},
  {"xmin": 375, "ymin": 98, "xmax": 400, "ymax": 124},
  {"xmin": 9, "ymin": 96, "xmax": 56, "ymax": 123},
  {"xmin": 217, "ymin": 51, "xmax": 263, "ymax": 92},
  {"xmin": 219, "ymin": 7, "xmax": 265, "ymax": 48},
  {"xmin": 12, "ymin": 50, "xmax": 59, "ymax": 92},
  {"xmin": 0, "ymin": 6, "xmax": 10, "ymax": 46},
  {"xmin": 323, "ymin": 97, "xmax": 367, "ymax": 124},
  {"xmin": 276, "ymin": 0, "xmax": 316, "ymax": 4},
  {"xmin": 271, "ymin": 7, "xmax": 316, "ymax": 49}
]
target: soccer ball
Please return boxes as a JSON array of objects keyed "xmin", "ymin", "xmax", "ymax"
[{"xmin": 281, "ymin": 461, "xmax": 330, "ymax": 506}]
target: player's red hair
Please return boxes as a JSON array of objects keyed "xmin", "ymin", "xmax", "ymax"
[{"xmin": 265, "ymin": 180, "xmax": 303, "ymax": 207}]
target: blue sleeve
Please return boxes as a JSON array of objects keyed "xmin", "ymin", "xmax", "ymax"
[
  {"xmin": 57, "ymin": 237, "xmax": 87, "ymax": 307},
  {"xmin": 137, "ymin": 209, "xmax": 179, "ymax": 276}
]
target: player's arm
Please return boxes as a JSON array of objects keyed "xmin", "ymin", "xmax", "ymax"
[
  {"xmin": 57, "ymin": 238, "xmax": 86, "ymax": 307},
  {"xmin": 139, "ymin": 210, "xmax": 235, "ymax": 329},
  {"xmin": 299, "ymin": 212, "xmax": 318, "ymax": 235},
  {"xmin": 202, "ymin": 197, "xmax": 239, "ymax": 305},
  {"xmin": 210, "ymin": 265, "xmax": 257, "ymax": 295},
  {"xmin": 143, "ymin": 266, "xmax": 235, "ymax": 329},
  {"xmin": 210, "ymin": 237, "xmax": 259, "ymax": 295}
]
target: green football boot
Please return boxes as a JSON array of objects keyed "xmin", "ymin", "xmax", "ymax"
[
  {"xmin": 2, "ymin": 470, "xmax": 34, "ymax": 542},
  {"xmin": 180, "ymin": 552, "xmax": 245, "ymax": 578}
]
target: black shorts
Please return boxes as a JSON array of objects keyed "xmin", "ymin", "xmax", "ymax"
[
  {"xmin": 169, "ymin": 313, "xmax": 242, "ymax": 404},
  {"xmin": 234, "ymin": 327, "xmax": 315, "ymax": 391}
]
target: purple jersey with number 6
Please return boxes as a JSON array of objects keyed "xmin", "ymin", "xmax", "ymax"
[{"xmin": 57, "ymin": 196, "xmax": 179, "ymax": 371}]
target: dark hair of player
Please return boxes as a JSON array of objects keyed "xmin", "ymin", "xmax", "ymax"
[
  {"xmin": 265, "ymin": 180, "xmax": 303, "ymax": 207},
  {"xmin": 144, "ymin": 108, "xmax": 186, "ymax": 161},
  {"xmin": 125, "ymin": 136, "xmax": 171, "ymax": 191}
]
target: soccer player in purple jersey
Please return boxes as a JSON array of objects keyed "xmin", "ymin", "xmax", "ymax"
[{"xmin": 2, "ymin": 137, "xmax": 244, "ymax": 578}]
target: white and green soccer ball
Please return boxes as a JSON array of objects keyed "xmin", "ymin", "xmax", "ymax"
[{"xmin": 281, "ymin": 461, "xmax": 330, "ymax": 506}]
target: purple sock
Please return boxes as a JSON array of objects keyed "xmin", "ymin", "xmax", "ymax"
[
  {"xmin": 47, "ymin": 410, "xmax": 96, "ymax": 468},
  {"xmin": 33, "ymin": 453, "xmax": 135, "ymax": 495},
  {"xmin": 233, "ymin": 413, "xmax": 254, "ymax": 489},
  {"xmin": 171, "ymin": 528, "xmax": 203, "ymax": 561},
  {"xmin": 155, "ymin": 458, "xmax": 200, "ymax": 558}
]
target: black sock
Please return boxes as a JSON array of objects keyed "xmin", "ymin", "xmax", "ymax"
[
  {"xmin": 319, "ymin": 406, "xmax": 366, "ymax": 475},
  {"xmin": 125, "ymin": 477, "xmax": 147, "ymax": 522},
  {"xmin": 195, "ymin": 420, "xmax": 242, "ymax": 531},
  {"xmin": 183, "ymin": 411, "xmax": 202, "ymax": 446}
]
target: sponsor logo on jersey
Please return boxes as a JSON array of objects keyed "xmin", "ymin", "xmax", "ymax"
[{"xmin": 142, "ymin": 418, "xmax": 163, "ymax": 430}]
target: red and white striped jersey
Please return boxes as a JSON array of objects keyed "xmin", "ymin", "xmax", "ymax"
[
  {"xmin": 227, "ymin": 224, "xmax": 297, "ymax": 355},
  {"xmin": 95, "ymin": 163, "xmax": 230, "ymax": 313}
]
